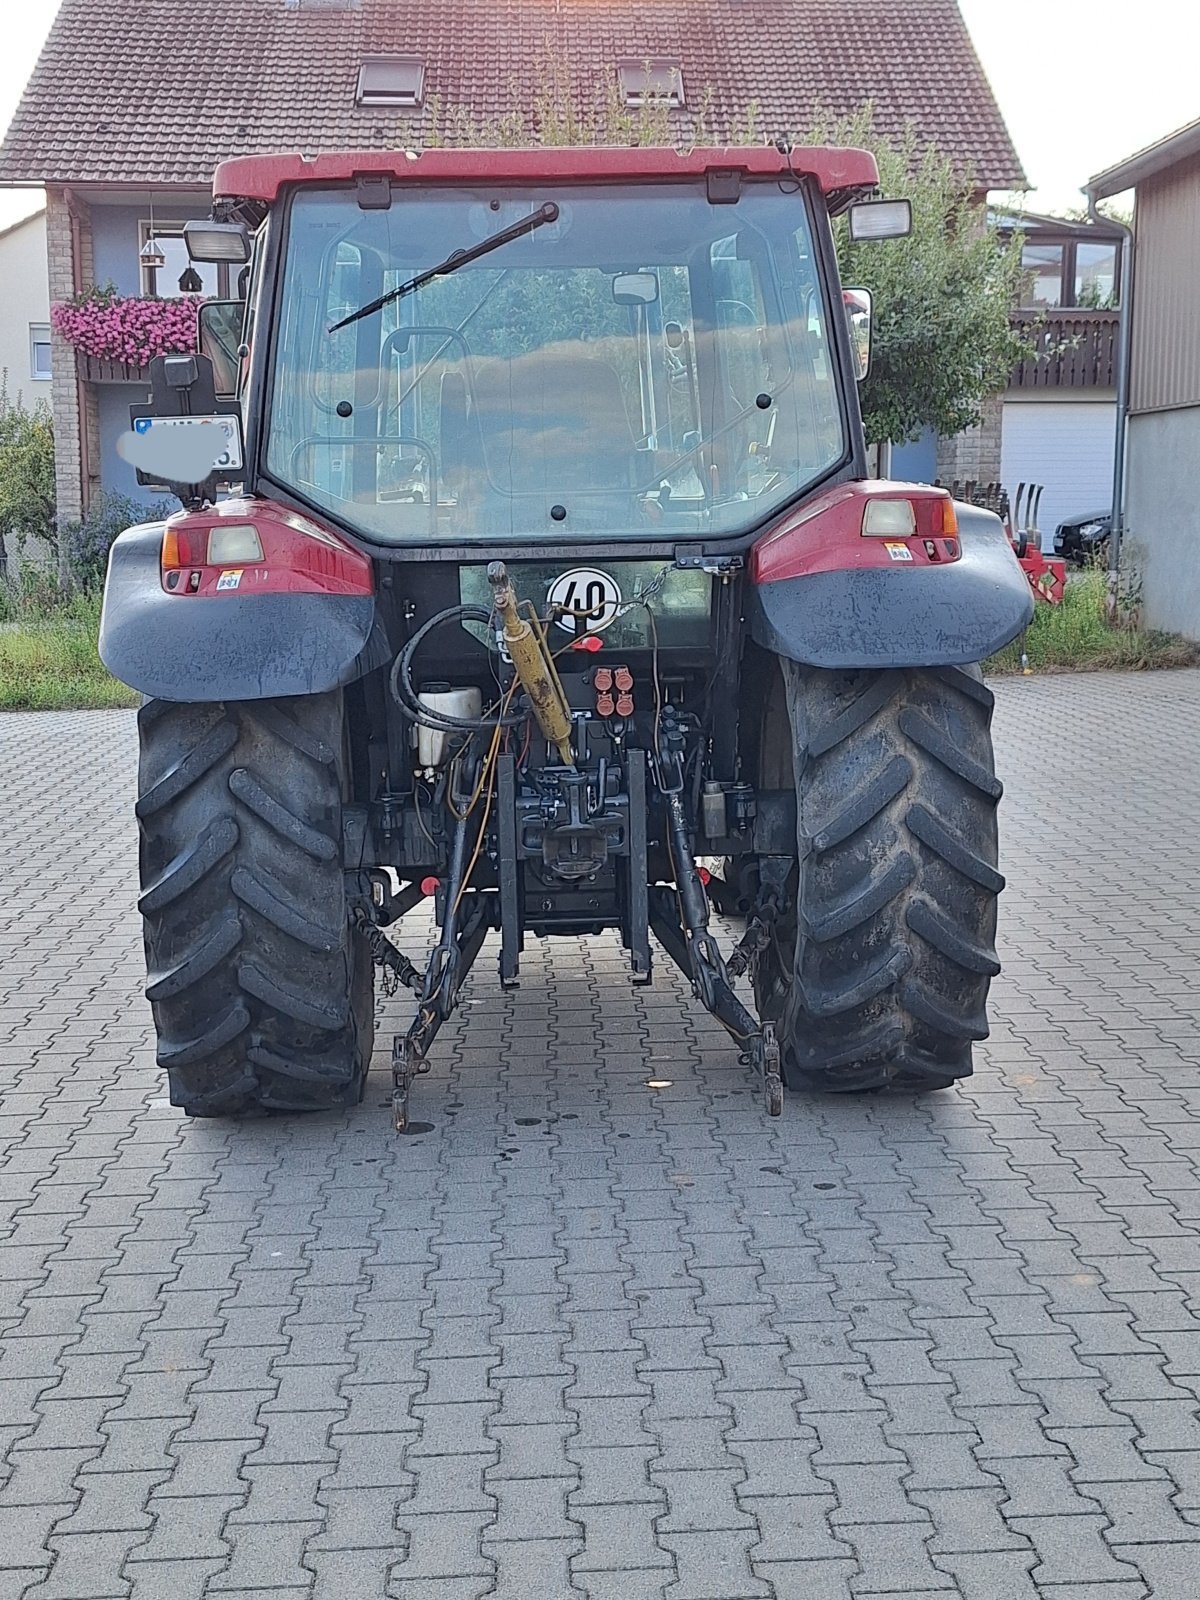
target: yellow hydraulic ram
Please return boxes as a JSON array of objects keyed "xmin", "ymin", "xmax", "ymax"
[{"xmin": 486, "ymin": 561, "xmax": 575, "ymax": 766}]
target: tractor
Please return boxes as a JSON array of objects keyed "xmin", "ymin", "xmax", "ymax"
[{"xmin": 99, "ymin": 144, "xmax": 1034, "ymax": 1129}]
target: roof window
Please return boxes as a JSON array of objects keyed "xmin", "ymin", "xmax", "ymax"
[
  {"xmin": 617, "ymin": 59, "xmax": 686, "ymax": 109},
  {"xmin": 356, "ymin": 56, "xmax": 425, "ymax": 108}
]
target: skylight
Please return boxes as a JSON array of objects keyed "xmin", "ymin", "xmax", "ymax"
[
  {"xmin": 356, "ymin": 56, "xmax": 426, "ymax": 109},
  {"xmin": 617, "ymin": 60, "xmax": 686, "ymax": 109}
]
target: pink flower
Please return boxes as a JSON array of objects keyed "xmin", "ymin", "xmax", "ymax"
[{"xmin": 52, "ymin": 291, "xmax": 204, "ymax": 366}]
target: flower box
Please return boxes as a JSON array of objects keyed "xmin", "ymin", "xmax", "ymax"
[{"xmin": 52, "ymin": 287, "xmax": 204, "ymax": 370}]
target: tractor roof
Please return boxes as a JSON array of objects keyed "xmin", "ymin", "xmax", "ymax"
[{"xmin": 215, "ymin": 145, "xmax": 880, "ymax": 205}]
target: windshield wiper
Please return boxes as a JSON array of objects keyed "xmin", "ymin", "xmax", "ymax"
[{"xmin": 329, "ymin": 202, "xmax": 560, "ymax": 333}]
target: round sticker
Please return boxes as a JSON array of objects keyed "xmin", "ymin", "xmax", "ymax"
[{"xmin": 548, "ymin": 568, "xmax": 622, "ymax": 634}]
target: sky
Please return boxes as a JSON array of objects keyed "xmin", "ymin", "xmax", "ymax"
[{"xmin": 0, "ymin": 0, "xmax": 1197, "ymax": 229}]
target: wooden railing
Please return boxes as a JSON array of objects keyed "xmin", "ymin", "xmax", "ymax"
[
  {"xmin": 1009, "ymin": 308, "xmax": 1120, "ymax": 390},
  {"xmin": 77, "ymin": 353, "xmax": 149, "ymax": 385}
]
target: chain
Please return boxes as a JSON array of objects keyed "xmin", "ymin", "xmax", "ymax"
[
  {"xmin": 356, "ymin": 910, "xmax": 422, "ymax": 998},
  {"xmin": 726, "ymin": 911, "xmax": 774, "ymax": 980}
]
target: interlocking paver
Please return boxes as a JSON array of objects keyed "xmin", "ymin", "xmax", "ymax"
[{"xmin": 5, "ymin": 680, "xmax": 1200, "ymax": 1596}]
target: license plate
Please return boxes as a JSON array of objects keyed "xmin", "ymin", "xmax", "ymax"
[{"xmin": 132, "ymin": 413, "xmax": 243, "ymax": 473}]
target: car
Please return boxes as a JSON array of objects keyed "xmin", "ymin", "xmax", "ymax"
[{"xmin": 1054, "ymin": 509, "xmax": 1111, "ymax": 565}]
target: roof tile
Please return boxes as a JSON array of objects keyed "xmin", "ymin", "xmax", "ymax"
[{"xmin": 0, "ymin": 0, "xmax": 1025, "ymax": 190}]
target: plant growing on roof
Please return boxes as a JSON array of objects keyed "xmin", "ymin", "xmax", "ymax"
[{"xmin": 51, "ymin": 284, "xmax": 204, "ymax": 368}]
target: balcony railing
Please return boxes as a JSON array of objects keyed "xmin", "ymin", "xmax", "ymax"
[
  {"xmin": 77, "ymin": 353, "xmax": 149, "ymax": 385},
  {"xmin": 1009, "ymin": 308, "xmax": 1120, "ymax": 391}
]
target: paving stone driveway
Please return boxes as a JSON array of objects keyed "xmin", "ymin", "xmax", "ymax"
[{"xmin": 3, "ymin": 670, "xmax": 1200, "ymax": 1600}]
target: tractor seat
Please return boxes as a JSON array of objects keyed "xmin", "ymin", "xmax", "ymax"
[{"xmin": 469, "ymin": 347, "xmax": 637, "ymax": 501}]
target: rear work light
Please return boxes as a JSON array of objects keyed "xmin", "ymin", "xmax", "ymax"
[
  {"xmin": 183, "ymin": 219, "xmax": 252, "ymax": 264},
  {"xmin": 848, "ymin": 199, "xmax": 913, "ymax": 241}
]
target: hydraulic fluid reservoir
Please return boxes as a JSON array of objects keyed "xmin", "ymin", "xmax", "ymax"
[{"xmin": 415, "ymin": 684, "xmax": 482, "ymax": 772}]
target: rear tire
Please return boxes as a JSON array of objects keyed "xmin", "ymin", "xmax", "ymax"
[
  {"xmin": 753, "ymin": 662, "xmax": 1003, "ymax": 1092},
  {"xmin": 136, "ymin": 692, "xmax": 374, "ymax": 1116}
]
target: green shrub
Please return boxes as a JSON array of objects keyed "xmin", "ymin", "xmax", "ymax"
[
  {"xmin": 61, "ymin": 490, "xmax": 174, "ymax": 591},
  {"xmin": 0, "ymin": 372, "xmax": 57, "ymax": 566}
]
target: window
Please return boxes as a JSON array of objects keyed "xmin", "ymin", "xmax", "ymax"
[
  {"xmin": 29, "ymin": 324, "xmax": 52, "ymax": 381},
  {"xmin": 1021, "ymin": 242, "xmax": 1064, "ymax": 307},
  {"xmin": 1016, "ymin": 233, "xmax": 1122, "ymax": 310},
  {"xmin": 266, "ymin": 183, "xmax": 846, "ymax": 547},
  {"xmin": 140, "ymin": 223, "xmax": 226, "ymax": 298},
  {"xmin": 1075, "ymin": 241, "xmax": 1118, "ymax": 309},
  {"xmin": 356, "ymin": 56, "xmax": 424, "ymax": 107},
  {"xmin": 616, "ymin": 59, "xmax": 685, "ymax": 107}
]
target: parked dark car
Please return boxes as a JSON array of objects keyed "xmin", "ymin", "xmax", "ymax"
[{"xmin": 1054, "ymin": 510, "xmax": 1111, "ymax": 565}]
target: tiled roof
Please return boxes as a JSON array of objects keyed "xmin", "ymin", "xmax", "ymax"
[{"xmin": 0, "ymin": 0, "xmax": 1025, "ymax": 191}]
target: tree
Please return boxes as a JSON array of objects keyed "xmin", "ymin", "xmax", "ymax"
[
  {"xmin": 0, "ymin": 372, "xmax": 57, "ymax": 575},
  {"xmin": 422, "ymin": 73, "xmax": 1030, "ymax": 452},
  {"xmin": 823, "ymin": 111, "xmax": 1032, "ymax": 446}
]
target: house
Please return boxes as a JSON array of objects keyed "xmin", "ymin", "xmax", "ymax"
[
  {"xmin": 0, "ymin": 0, "xmax": 1024, "ymax": 522},
  {"xmin": 998, "ymin": 207, "xmax": 1124, "ymax": 544},
  {"xmin": 893, "ymin": 208, "xmax": 1126, "ymax": 517},
  {"xmin": 0, "ymin": 207, "xmax": 51, "ymax": 409},
  {"xmin": 1089, "ymin": 118, "xmax": 1200, "ymax": 638}
]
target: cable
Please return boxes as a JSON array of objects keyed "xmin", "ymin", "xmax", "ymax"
[
  {"xmin": 450, "ymin": 677, "xmax": 517, "ymax": 917},
  {"xmin": 412, "ymin": 779, "xmax": 438, "ymax": 849}
]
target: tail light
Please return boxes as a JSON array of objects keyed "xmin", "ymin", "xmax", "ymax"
[{"xmin": 158, "ymin": 499, "xmax": 373, "ymax": 597}]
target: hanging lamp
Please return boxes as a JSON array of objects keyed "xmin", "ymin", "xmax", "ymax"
[{"xmin": 140, "ymin": 192, "xmax": 166, "ymax": 275}]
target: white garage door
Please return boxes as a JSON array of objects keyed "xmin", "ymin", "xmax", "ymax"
[{"xmin": 1000, "ymin": 401, "xmax": 1116, "ymax": 545}]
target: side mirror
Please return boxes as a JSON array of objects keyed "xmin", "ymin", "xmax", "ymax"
[
  {"xmin": 613, "ymin": 271, "xmax": 659, "ymax": 306},
  {"xmin": 843, "ymin": 288, "xmax": 872, "ymax": 381},
  {"xmin": 198, "ymin": 300, "xmax": 247, "ymax": 398},
  {"xmin": 848, "ymin": 199, "xmax": 912, "ymax": 242}
]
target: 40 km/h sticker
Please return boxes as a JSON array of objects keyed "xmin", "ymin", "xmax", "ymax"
[{"xmin": 548, "ymin": 568, "xmax": 622, "ymax": 633}]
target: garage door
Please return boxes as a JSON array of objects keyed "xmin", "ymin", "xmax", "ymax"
[{"xmin": 1000, "ymin": 401, "xmax": 1116, "ymax": 545}]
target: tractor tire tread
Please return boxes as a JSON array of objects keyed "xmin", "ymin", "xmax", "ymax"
[
  {"xmin": 757, "ymin": 662, "xmax": 1002, "ymax": 1094},
  {"xmin": 137, "ymin": 694, "xmax": 372, "ymax": 1117},
  {"xmin": 227, "ymin": 768, "xmax": 340, "ymax": 861},
  {"xmin": 137, "ymin": 814, "xmax": 240, "ymax": 914},
  {"xmin": 808, "ymin": 753, "xmax": 913, "ymax": 850},
  {"xmin": 134, "ymin": 715, "xmax": 238, "ymax": 819}
]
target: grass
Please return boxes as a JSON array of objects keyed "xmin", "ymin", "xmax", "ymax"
[
  {"xmin": 2, "ymin": 558, "xmax": 1196, "ymax": 711},
  {"xmin": 985, "ymin": 565, "xmax": 1200, "ymax": 676},
  {"xmin": 0, "ymin": 589, "xmax": 139, "ymax": 711}
]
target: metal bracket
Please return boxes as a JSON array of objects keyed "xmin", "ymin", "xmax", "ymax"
[
  {"xmin": 391, "ymin": 1036, "xmax": 422, "ymax": 1132},
  {"xmin": 648, "ymin": 775, "xmax": 783, "ymax": 1117},
  {"xmin": 706, "ymin": 168, "xmax": 742, "ymax": 206},
  {"xmin": 673, "ymin": 547, "xmax": 745, "ymax": 575},
  {"xmin": 355, "ymin": 173, "xmax": 393, "ymax": 211}
]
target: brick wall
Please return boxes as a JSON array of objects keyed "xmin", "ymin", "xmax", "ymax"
[
  {"xmin": 45, "ymin": 187, "xmax": 103, "ymax": 535},
  {"xmin": 935, "ymin": 393, "xmax": 1004, "ymax": 488}
]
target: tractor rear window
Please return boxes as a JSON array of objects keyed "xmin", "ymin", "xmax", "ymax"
[{"xmin": 265, "ymin": 182, "xmax": 846, "ymax": 545}]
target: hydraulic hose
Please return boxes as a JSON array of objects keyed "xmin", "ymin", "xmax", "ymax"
[{"xmin": 389, "ymin": 605, "xmax": 526, "ymax": 734}]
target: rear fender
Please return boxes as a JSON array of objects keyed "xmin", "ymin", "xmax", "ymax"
[
  {"xmin": 99, "ymin": 499, "xmax": 389, "ymax": 701},
  {"xmin": 746, "ymin": 482, "xmax": 1034, "ymax": 669}
]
